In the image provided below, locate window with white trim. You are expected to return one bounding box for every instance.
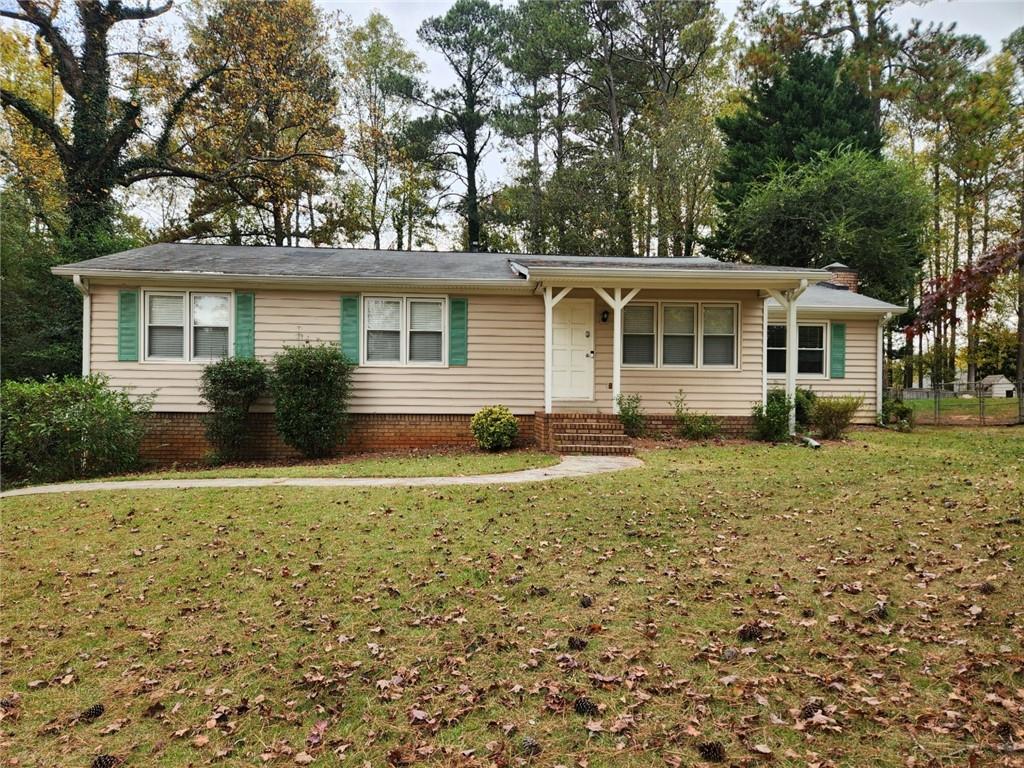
[622,304,656,365]
[364,296,446,365]
[661,304,695,366]
[766,323,826,375]
[702,305,737,366]
[145,290,231,362]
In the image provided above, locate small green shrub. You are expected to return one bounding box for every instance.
[200,357,269,461]
[752,388,792,442]
[0,375,152,484]
[615,393,646,437]
[879,396,915,432]
[812,395,863,440]
[670,390,722,440]
[795,387,817,431]
[470,405,519,451]
[271,344,353,458]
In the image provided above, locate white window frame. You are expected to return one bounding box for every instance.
[660,302,698,368]
[621,302,658,368]
[361,295,448,368]
[142,289,235,364]
[620,300,741,371]
[766,321,829,379]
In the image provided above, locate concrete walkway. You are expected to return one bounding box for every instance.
[0,455,643,498]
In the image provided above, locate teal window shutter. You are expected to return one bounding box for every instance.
[234,291,255,358]
[340,295,360,363]
[830,322,846,378]
[449,297,468,366]
[117,289,139,362]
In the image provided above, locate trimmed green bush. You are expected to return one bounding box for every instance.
[752,388,792,442]
[671,390,722,440]
[812,395,863,439]
[615,393,646,437]
[200,357,269,461]
[0,375,152,484]
[270,344,353,458]
[470,405,519,451]
[795,387,817,431]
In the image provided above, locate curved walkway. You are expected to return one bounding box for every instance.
[0,455,643,498]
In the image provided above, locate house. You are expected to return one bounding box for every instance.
[53,245,903,462]
[980,374,1016,398]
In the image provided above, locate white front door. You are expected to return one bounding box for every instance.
[552,298,594,399]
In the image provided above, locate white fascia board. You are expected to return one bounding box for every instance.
[518,265,827,288]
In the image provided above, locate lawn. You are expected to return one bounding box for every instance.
[2,427,1021,767]
[909,396,1020,424]
[95,449,560,483]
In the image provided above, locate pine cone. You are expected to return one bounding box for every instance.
[567,636,588,651]
[519,735,542,756]
[978,581,997,595]
[737,621,763,642]
[800,701,823,720]
[91,756,118,768]
[697,740,726,762]
[865,600,889,622]
[573,697,598,716]
[579,594,594,608]
[79,703,105,723]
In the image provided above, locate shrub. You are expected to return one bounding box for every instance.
[880,396,915,432]
[0,375,151,484]
[670,390,721,440]
[812,395,863,439]
[200,357,269,461]
[752,388,792,442]
[270,344,353,458]
[795,387,817,431]
[470,405,519,451]
[615,393,646,437]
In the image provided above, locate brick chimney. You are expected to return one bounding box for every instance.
[824,262,858,293]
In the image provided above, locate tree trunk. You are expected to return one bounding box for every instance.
[965,197,976,385]
[464,124,480,251]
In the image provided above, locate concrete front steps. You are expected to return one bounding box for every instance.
[548,414,634,456]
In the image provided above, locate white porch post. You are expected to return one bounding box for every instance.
[594,287,640,414]
[767,280,807,435]
[543,286,572,414]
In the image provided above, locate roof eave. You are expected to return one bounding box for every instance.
[766,304,906,316]
[514,263,827,287]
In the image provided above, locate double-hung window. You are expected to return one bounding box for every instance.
[622,304,656,365]
[701,305,737,366]
[662,304,695,366]
[364,296,446,365]
[145,290,231,362]
[766,323,826,375]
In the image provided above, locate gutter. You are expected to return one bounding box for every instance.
[513,263,828,283]
[73,275,90,376]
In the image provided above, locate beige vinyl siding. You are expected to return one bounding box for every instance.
[766,315,879,423]
[559,289,764,416]
[90,284,544,414]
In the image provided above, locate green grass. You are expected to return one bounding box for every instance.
[908,396,1019,423]
[2,427,1022,767]
[94,449,560,482]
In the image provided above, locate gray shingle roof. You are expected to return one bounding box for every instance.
[766,282,904,313]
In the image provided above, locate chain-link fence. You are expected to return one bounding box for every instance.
[887,380,1021,426]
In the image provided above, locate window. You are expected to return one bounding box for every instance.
[408,299,443,363]
[622,304,655,365]
[145,290,233,362]
[192,293,230,359]
[147,293,185,359]
[766,323,827,375]
[662,304,695,366]
[364,296,446,365]
[702,305,736,366]
[365,297,402,362]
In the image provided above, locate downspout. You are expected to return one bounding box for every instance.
[73,275,90,377]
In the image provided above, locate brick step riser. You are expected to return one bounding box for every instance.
[554,433,630,444]
[558,445,635,456]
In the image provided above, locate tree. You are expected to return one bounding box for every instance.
[179,0,343,246]
[728,148,930,304]
[0,0,221,259]
[339,11,422,249]
[417,0,507,251]
[714,47,882,221]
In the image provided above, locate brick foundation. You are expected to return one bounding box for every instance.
[141,412,536,466]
